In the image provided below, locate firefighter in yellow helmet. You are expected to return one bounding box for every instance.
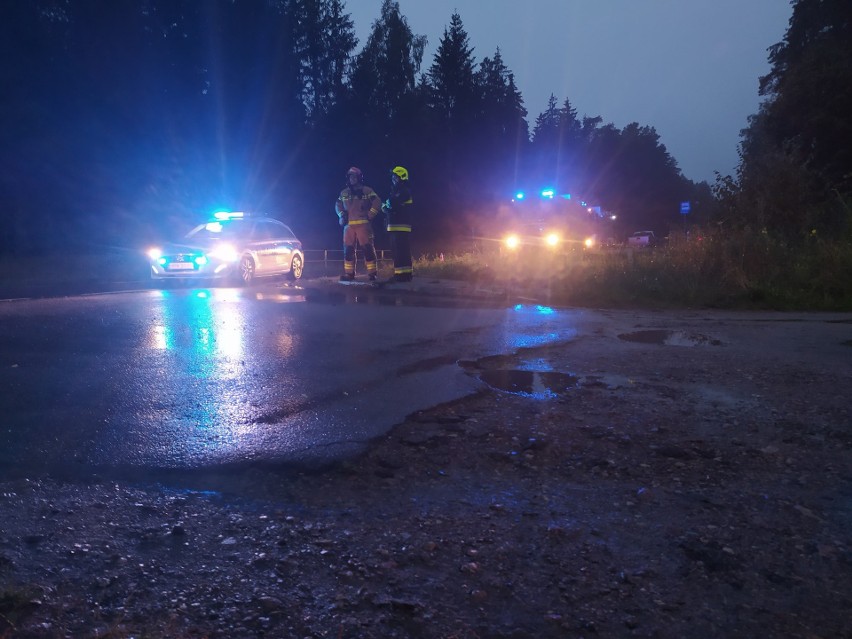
[382,166,413,282]
[335,166,382,281]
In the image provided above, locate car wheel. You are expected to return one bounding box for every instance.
[287,254,303,281]
[237,256,255,286]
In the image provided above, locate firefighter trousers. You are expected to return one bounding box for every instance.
[389,230,413,279]
[342,222,377,276]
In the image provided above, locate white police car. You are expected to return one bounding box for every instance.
[147,212,304,286]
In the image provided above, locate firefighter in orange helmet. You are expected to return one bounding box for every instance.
[335,167,381,281]
[382,166,413,282]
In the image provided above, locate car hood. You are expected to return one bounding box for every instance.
[161,238,237,252]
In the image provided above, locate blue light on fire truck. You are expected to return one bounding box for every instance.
[514,191,525,200]
[541,189,555,199]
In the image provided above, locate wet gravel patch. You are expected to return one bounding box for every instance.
[1,326,851,638]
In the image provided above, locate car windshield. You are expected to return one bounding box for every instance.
[185,220,249,241]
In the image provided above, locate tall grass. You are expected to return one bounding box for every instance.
[413,228,852,310]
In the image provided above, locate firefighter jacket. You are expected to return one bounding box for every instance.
[383,180,413,232]
[336,185,381,227]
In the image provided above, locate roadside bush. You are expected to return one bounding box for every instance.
[413,226,852,310]
[413,252,496,283]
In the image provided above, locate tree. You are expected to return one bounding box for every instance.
[583,123,685,235]
[735,0,852,241]
[530,96,588,192]
[296,0,357,120]
[348,0,426,125]
[531,94,562,145]
[475,48,528,190]
[0,0,314,251]
[428,12,477,125]
[758,0,852,194]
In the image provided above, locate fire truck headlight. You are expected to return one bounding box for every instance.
[545,233,560,247]
[504,234,520,250]
[584,237,595,248]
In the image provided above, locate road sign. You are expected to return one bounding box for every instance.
[680,201,691,215]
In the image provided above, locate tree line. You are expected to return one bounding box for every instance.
[717,0,852,248]
[0,0,800,256]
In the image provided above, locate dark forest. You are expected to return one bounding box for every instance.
[0,0,713,254]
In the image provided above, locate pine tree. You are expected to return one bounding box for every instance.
[296,0,357,120]
[348,0,426,123]
[428,12,477,123]
[476,48,528,190]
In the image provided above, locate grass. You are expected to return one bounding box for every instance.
[412,230,852,310]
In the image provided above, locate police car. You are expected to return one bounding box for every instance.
[147,212,304,286]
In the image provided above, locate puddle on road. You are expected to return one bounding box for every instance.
[479,369,579,398]
[618,329,722,346]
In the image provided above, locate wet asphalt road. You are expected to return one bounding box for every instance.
[0,281,581,479]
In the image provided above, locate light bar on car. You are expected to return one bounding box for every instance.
[213,211,245,220]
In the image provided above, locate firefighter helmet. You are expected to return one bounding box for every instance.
[391,166,409,181]
[346,167,363,183]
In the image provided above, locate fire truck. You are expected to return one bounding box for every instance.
[488,188,607,254]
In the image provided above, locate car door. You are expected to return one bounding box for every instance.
[266,220,300,272]
[249,221,279,273]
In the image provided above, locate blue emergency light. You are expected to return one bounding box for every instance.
[213,210,245,220]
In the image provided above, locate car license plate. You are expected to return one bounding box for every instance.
[168,262,194,270]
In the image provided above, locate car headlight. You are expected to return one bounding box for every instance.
[208,243,239,262]
[544,232,560,247]
[504,234,520,250]
[147,247,162,261]
[584,237,595,248]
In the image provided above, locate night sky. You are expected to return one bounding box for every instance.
[350,0,793,183]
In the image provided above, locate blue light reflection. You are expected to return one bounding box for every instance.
[513,303,555,315]
[503,304,576,350]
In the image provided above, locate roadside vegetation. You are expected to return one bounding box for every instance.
[414,219,852,311]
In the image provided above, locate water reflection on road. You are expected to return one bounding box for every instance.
[0,284,584,476]
[124,288,310,468]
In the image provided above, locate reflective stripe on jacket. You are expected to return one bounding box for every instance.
[336,186,381,225]
[384,181,413,232]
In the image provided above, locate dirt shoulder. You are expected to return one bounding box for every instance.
[1,313,851,638]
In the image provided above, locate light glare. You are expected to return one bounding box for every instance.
[209,243,239,262]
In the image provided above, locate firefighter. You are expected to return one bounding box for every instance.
[335,166,381,281]
[382,165,413,282]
